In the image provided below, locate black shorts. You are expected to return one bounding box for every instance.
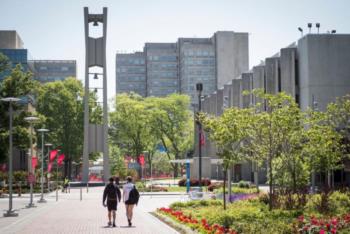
[107,200,117,211]
[125,200,135,205]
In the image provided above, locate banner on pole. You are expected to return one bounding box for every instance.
[49,149,58,161]
[32,157,38,169]
[57,154,65,166]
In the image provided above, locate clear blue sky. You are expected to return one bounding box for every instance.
[0,0,349,100]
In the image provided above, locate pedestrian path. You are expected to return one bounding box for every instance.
[0,187,180,234]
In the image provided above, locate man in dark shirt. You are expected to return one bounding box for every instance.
[103,177,121,227]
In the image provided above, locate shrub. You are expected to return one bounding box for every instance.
[0,171,8,182]
[238,180,250,188]
[178,178,211,187]
[329,191,350,215]
[208,182,222,191]
[13,171,27,183]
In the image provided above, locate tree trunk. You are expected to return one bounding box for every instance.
[173,163,179,178]
[269,153,273,211]
[223,168,227,210]
[68,159,72,180]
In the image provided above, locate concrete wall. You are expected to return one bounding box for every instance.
[298,34,350,111]
[265,57,280,95]
[280,47,297,99]
[216,88,224,116]
[252,65,265,109]
[231,79,241,107]
[215,31,249,89]
[0,31,24,49]
[241,73,253,108]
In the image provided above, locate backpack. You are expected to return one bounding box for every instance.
[128,186,140,205]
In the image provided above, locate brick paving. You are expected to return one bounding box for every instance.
[0,187,183,234]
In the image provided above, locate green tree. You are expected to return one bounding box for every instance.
[147,94,193,177]
[326,95,350,175]
[36,78,84,178]
[109,93,150,161]
[0,63,40,163]
[304,110,342,189]
[200,107,252,209]
[246,90,306,210]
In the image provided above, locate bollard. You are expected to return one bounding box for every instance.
[80,187,82,201]
[86,183,89,193]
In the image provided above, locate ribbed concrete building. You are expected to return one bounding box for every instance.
[197,33,350,185]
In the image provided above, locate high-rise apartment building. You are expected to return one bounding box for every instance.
[115,52,146,96]
[145,43,178,97]
[115,31,249,103]
[178,38,216,101]
[31,60,76,83]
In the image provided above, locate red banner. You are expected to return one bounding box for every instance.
[32,157,38,169]
[48,161,53,172]
[200,130,205,146]
[57,154,65,166]
[139,154,145,167]
[49,149,58,161]
[0,163,6,172]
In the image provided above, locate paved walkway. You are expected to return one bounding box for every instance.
[0,187,184,234]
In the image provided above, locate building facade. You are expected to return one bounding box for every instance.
[199,33,350,185]
[115,31,249,103]
[145,43,179,97]
[31,60,77,83]
[115,52,146,96]
[0,30,77,83]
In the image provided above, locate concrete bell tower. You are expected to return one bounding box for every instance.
[82,7,110,183]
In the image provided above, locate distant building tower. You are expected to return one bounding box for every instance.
[115,31,249,105]
[144,43,179,97]
[116,52,146,97]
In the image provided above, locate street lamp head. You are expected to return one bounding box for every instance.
[93,73,98,79]
[298,27,303,32]
[196,83,203,92]
[45,143,53,147]
[37,128,49,133]
[93,21,99,26]
[24,116,40,123]
[316,23,320,28]
[331,30,336,34]
[1,97,21,102]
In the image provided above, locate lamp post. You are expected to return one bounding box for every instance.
[45,143,52,192]
[196,83,203,189]
[24,116,39,208]
[37,128,49,203]
[1,97,21,217]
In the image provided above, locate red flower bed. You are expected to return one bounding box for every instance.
[295,214,350,233]
[158,207,237,234]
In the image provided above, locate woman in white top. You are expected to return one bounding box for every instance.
[123,176,135,227]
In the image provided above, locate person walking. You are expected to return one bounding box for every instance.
[63,177,69,193]
[123,176,139,227]
[103,177,121,227]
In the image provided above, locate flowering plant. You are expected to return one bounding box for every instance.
[295,213,350,233]
[158,207,237,234]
